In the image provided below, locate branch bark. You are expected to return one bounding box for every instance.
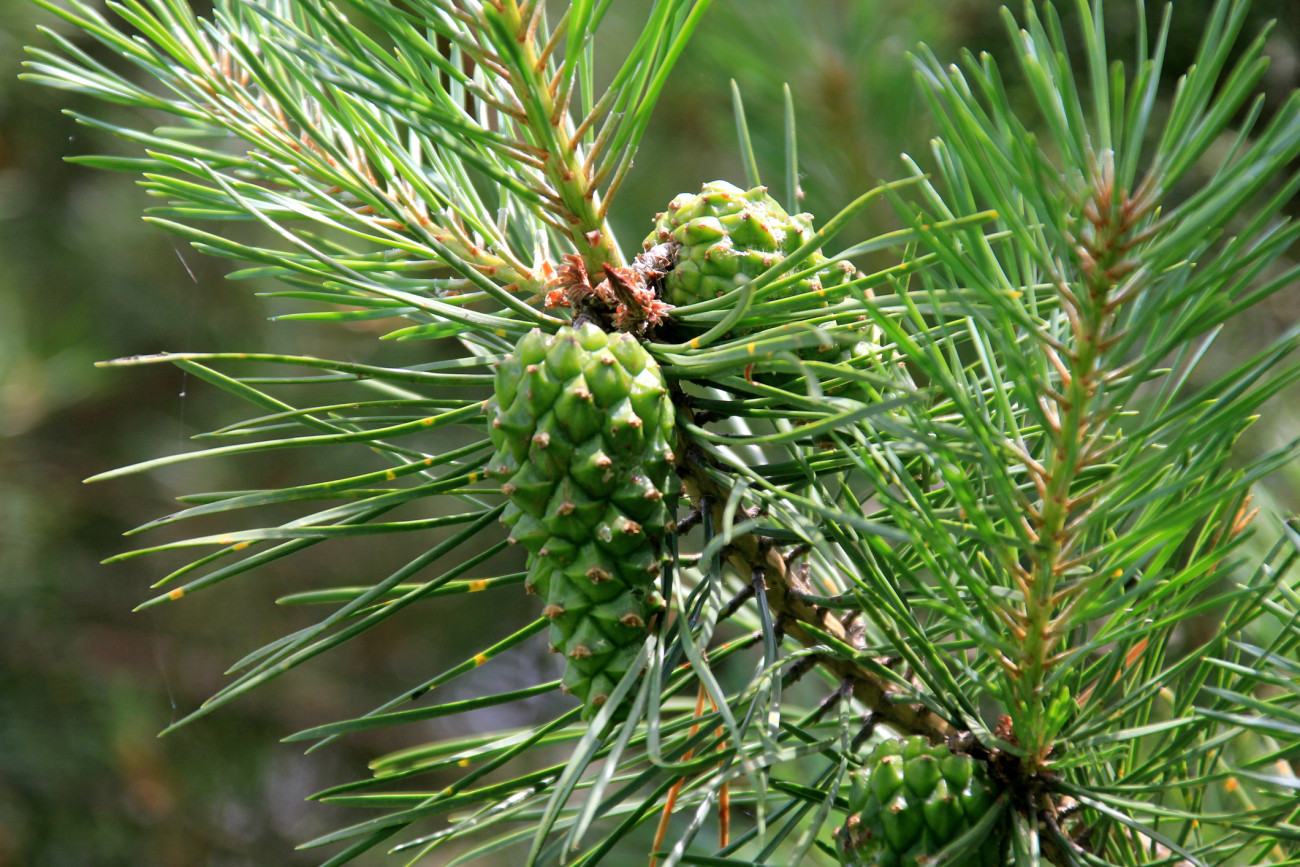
[674,430,957,746]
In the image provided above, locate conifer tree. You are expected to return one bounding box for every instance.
[23,1,1300,864]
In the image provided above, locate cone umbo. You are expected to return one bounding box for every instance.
[643,180,858,309]
[836,736,1006,867]
[486,323,675,717]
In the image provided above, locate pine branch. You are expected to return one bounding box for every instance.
[675,425,958,745]
[476,0,621,272]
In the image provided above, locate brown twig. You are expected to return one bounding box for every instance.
[673,415,957,745]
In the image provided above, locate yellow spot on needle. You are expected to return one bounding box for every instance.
[232,541,250,551]
[1224,777,1239,793]
[495,328,508,338]
[421,417,435,426]
[386,470,396,480]
[219,535,234,545]
[169,588,185,600]
[746,343,756,355]
[473,653,488,666]
[458,758,470,767]
[468,579,489,592]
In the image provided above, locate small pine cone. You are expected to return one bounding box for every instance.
[835,737,1009,867]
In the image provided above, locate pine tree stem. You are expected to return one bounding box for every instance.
[1016,153,1152,765]
[481,0,623,274]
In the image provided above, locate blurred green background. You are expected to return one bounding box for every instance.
[1,1,1297,865]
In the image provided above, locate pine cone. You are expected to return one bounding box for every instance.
[836,737,1008,867]
[644,180,857,309]
[487,324,675,717]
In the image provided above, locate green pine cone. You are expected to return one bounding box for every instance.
[486,323,676,718]
[643,180,857,310]
[836,737,1006,867]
